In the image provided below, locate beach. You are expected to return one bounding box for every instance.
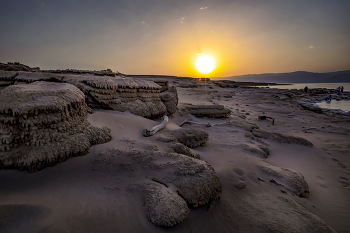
[0,77,349,233]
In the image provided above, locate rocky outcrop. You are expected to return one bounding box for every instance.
[183,104,231,118]
[107,149,222,226]
[0,62,39,72]
[0,71,171,119]
[0,82,111,172]
[160,86,178,115]
[171,128,209,148]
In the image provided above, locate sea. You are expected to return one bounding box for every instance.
[266,83,350,113]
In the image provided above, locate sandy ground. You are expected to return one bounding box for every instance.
[1,79,349,233]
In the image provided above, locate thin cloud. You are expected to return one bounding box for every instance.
[200,7,208,10]
[309,46,314,49]
[142,21,145,24]
[180,17,184,23]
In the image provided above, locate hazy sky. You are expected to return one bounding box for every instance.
[1,0,349,77]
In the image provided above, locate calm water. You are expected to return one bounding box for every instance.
[316,100,350,112]
[267,83,350,91]
[269,83,350,113]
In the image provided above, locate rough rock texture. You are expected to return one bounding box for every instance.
[251,129,313,147]
[260,163,309,196]
[159,86,178,115]
[0,82,111,172]
[0,71,171,119]
[169,142,200,159]
[143,182,190,227]
[183,104,231,118]
[171,128,209,148]
[98,149,222,226]
[0,71,18,87]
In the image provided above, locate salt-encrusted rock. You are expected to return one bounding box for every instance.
[259,163,309,196]
[183,104,231,118]
[251,129,313,147]
[65,75,167,119]
[113,149,222,208]
[13,71,65,84]
[101,148,221,226]
[0,71,18,87]
[0,71,171,119]
[170,142,200,159]
[171,128,209,148]
[0,81,111,172]
[143,182,190,227]
[160,86,178,115]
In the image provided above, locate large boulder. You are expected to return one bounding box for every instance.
[107,149,222,226]
[0,81,111,172]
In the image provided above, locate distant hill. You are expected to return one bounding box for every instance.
[225,70,350,83]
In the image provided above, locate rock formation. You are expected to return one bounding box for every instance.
[250,129,313,147]
[182,104,231,118]
[143,182,190,227]
[0,81,111,172]
[105,149,222,226]
[171,128,209,148]
[160,86,178,115]
[0,71,177,119]
[259,163,309,196]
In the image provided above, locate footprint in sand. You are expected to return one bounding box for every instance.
[331,158,347,169]
[339,177,349,187]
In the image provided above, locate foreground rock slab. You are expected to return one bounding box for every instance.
[182,104,231,118]
[0,81,111,172]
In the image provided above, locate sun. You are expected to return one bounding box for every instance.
[196,55,216,74]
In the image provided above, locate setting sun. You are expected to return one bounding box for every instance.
[196,55,216,74]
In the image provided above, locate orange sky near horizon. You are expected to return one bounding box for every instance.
[1,0,349,78]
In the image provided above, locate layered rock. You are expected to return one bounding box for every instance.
[0,71,17,87]
[0,81,111,172]
[67,75,167,118]
[183,104,231,118]
[159,86,178,115]
[0,71,172,119]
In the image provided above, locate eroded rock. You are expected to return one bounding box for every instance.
[259,163,309,196]
[171,128,209,148]
[0,81,111,172]
[251,129,313,147]
[143,182,190,227]
[160,86,178,115]
[99,149,222,226]
[183,104,231,118]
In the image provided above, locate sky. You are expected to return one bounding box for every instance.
[0,0,349,77]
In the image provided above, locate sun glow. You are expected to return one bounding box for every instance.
[196,55,216,74]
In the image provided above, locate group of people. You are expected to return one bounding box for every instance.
[336,86,344,93]
[304,85,345,102]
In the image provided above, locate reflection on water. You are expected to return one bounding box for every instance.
[268,83,350,90]
[317,100,350,112]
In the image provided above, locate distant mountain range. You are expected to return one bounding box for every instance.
[225,70,350,84]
